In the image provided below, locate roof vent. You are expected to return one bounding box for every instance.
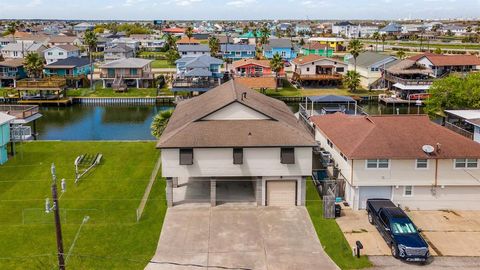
[436,143,441,153]
[422,145,435,155]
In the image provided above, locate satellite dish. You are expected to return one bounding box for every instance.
[422,145,435,154]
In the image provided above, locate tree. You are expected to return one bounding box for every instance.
[5,21,18,41]
[151,110,173,138]
[84,30,97,90]
[23,52,44,80]
[164,33,177,51]
[208,36,220,57]
[425,73,480,116]
[396,50,406,60]
[372,32,380,52]
[348,39,364,72]
[299,38,305,46]
[166,48,180,65]
[381,33,387,51]
[242,25,249,34]
[269,53,284,90]
[260,25,270,45]
[185,26,194,41]
[252,28,258,46]
[343,71,361,93]
[434,47,442,54]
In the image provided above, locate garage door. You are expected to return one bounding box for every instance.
[267,181,296,206]
[359,186,392,209]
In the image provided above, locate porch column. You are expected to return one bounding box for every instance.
[256,177,263,206]
[13,79,16,88]
[172,177,178,188]
[166,177,173,207]
[136,79,140,88]
[300,177,307,206]
[102,79,106,89]
[210,178,216,207]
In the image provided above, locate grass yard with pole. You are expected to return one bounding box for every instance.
[0,141,166,269]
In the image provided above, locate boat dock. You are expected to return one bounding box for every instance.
[379,96,423,105]
[17,98,73,106]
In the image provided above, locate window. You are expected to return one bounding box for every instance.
[281,148,295,164]
[306,67,310,72]
[403,186,413,197]
[48,52,53,55]
[340,153,347,161]
[416,159,428,169]
[179,149,193,165]
[233,148,243,165]
[59,52,64,55]
[455,159,478,169]
[336,67,344,72]
[281,51,286,57]
[327,139,333,148]
[366,159,389,169]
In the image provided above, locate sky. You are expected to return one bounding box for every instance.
[0,0,479,20]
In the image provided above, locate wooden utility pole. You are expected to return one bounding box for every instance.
[51,164,66,270]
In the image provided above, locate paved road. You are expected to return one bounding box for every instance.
[145,206,339,270]
[368,256,480,269]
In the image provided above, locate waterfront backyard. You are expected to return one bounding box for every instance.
[0,141,166,269]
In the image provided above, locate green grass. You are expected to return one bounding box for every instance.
[67,85,173,97]
[151,60,175,69]
[138,51,167,57]
[0,141,166,269]
[306,179,372,269]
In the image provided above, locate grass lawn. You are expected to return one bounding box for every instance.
[306,179,372,269]
[138,51,167,57]
[151,60,175,69]
[0,141,166,269]
[264,88,381,97]
[67,87,164,97]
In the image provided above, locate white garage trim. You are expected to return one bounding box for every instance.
[358,186,393,210]
[266,180,297,206]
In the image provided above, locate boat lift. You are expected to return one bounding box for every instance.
[74,153,103,183]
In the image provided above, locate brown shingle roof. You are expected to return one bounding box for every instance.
[157,80,315,148]
[176,36,200,44]
[410,53,480,67]
[232,59,270,69]
[291,55,340,66]
[54,44,80,52]
[0,59,24,68]
[234,77,277,89]
[49,36,79,43]
[311,113,480,159]
[302,42,329,50]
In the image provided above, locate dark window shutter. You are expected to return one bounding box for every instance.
[179,149,193,165]
[233,148,243,165]
[281,148,295,164]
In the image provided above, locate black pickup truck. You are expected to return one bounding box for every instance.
[366,199,429,262]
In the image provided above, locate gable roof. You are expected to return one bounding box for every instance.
[220,44,256,52]
[177,44,210,52]
[263,39,293,51]
[353,52,397,68]
[0,59,24,68]
[176,55,223,67]
[311,113,480,159]
[105,44,134,53]
[49,36,80,43]
[232,58,271,69]
[45,57,90,68]
[45,44,79,53]
[176,36,200,44]
[291,55,343,66]
[1,42,45,52]
[302,42,329,50]
[100,58,152,68]
[417,54,480,67]
[157,80,316,148]
[0,112,16,125]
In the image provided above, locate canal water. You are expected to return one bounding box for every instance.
[34,102,425,141]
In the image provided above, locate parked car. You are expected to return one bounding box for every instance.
[367,199,429,262]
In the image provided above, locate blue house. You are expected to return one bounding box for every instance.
[220,44,256,61]
[263,39,297,61]
[0,59,27,88]
[0,113,15,165]
[173,55,224,92]
[44,57,92,88]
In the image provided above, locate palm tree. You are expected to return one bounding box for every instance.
[260,25,270,45]
[166,48,180,65]
[208,36,220,57]
[242,25,249,34]
[151,110,173,138]
[23,52,44,80]
[5,21,18,41]
[252,28,258,46]
[396,50,406,60]
[165,33,177,50]
[185,26,194,42]
[434,47,442,55]
[343,71,361,93]
[269,53,284,90]
[372,32,380,52]
[381,33,387,51]
[348,39,364,72]
[84,30,97,90]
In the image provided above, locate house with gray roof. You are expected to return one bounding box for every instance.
[1,42,47,59]
[220,44,256,61]
[99,58,154,89]
[263,38,297,61]
[104,44,135,61]
[177,44,210,56]
[173,55,224,92]
[347,52,397,89]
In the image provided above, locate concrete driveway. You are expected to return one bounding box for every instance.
[145,206,338,270]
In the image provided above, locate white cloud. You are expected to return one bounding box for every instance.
[26,0,42,8]
[226,0,256,8]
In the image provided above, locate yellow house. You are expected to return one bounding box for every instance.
[308,37,346,52]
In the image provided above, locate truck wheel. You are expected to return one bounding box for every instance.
[367,212,374,224]
[391,244,399,259]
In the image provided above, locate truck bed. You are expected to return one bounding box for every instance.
[367,198,396,214]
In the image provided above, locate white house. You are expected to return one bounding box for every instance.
[332,21,361,38]
[347,52,397,89]
[177,44,210,56]
[157,80,316,207]
[43,45,80,64]
[311,113,480,211]
[0,42,47,59]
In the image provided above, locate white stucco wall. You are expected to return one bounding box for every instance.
[294,59,347,75]
[161,147,313,178]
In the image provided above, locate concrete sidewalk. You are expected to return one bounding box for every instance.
[368,256,480,269]
[145,206,339,270]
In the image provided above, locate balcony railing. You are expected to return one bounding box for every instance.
[444,122,474,140]
[100,73,154,79]
[0,105,39,119]
[172,78,221,89]
[16,78,67,89]
[293,72,342,81]
[11,125,32,141]
[384,73,434,86]
[0,72,19,79]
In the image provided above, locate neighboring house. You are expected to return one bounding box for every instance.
[0,37,15,49]
[43,45,80,64]
[332,21,360,38]
[157,80,316,207]
[1,42,47,59]
[0,59,27,88]
[300,42,333,57]
[73,22,95,32]
[138,39,165,51]
[231,59,284,89]
[236,31,261,45]
[104,44,135,62]
[295,24,311,35]
[111,38,140,51]
[48,36,82,47]
[444,110,480,143]
[0,112,15,165]
[347,52,397,89]
[176,36,200,45]
[311,113,480,210]
[44,57,92,87]
[291,55,347,87]
[380,22,403,35]
[177,44,210,56]
[173,55,224,92]
[220,44,256,61]
[99,58,154,88]
[307,37,345,52]
[385,53,480,99]
[263,39,297,61]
